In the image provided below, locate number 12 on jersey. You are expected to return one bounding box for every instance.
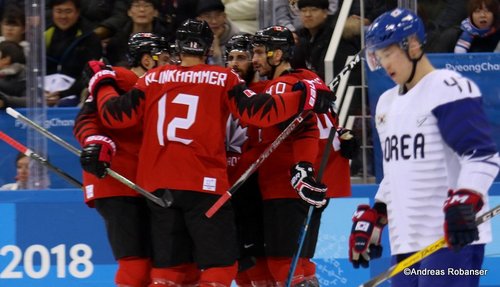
[157,93,199,146]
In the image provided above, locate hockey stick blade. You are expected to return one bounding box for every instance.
[360,204,500,287]
[6,107,170,208]
[205,111,311,218]
[0,130,83,188]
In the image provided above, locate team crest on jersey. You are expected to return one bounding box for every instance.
[226,115,248,153]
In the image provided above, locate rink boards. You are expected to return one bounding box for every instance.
[0,184,499,287]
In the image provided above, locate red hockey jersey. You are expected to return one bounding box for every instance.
[315,113,352,198]
[73,67,141,205]
[96,64,307,195]
[257,69,321,200]
[226,80,268,184]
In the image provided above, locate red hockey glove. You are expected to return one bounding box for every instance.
[293,80,336,114]
[86,60,116,96]
[337,128,360,159]
[290,161,327,208]
[349,202,387,268]
[443,189,484,251]
[80,135,116,178]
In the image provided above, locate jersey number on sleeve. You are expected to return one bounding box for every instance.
[443,77,473,94]
[157,93,199,146]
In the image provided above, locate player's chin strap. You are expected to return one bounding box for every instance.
[401,42,425,94]
[405,51,424,84]
[266,50,283,78]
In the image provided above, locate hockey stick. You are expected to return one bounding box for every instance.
[285,121,338,286]
[206,110,311,218]
[360,204,500,287]
[6,107,171,208]
[0,130,82,188]
[285,51,363,286]
[205,51,364,218]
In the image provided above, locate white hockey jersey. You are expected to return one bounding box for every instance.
[374,69,499,255]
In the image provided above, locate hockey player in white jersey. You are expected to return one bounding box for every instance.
[348,8,500,287]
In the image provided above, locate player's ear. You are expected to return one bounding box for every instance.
[274,49,284,63]
[408,35,422,58]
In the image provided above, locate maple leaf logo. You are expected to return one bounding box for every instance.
[226,115,248,153]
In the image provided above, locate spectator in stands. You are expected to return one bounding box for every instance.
[342,0,397,41]
[45,0,102,107]
[454,0,500,53]
[0,5,29,56]
[275,0,339,43]
[105,0,172,67]
[222,0,259,34]
[292,0,362,82]
[46,0,130,41]
[0,0,20,19]
[0,41,26,109]
[0,153,29,190]
[80,0,130,41]
[196,0,240,66]
[420,0,468,52]
[291,0,377,178]
[155,0,198,32]
[349,0,396,23]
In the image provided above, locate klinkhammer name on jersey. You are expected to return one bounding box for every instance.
[383,133,425,162]
[145,70,228,86]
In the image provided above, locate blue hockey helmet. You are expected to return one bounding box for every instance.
[365,8,425,70]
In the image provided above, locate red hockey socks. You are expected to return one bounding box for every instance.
[198,263,238,287]
[300,258,316,277]
[266,257,304,285]
[116,257,151,287]
[149,263,200,286]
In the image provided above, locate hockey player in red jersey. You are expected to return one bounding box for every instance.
[83,19,337,287]
[250,25,353,286]
[74,33,199,287]
[224,33,274,287]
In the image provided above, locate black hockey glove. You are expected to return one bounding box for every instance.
[349,202,387,268]
[443,189,484,251]
[80,135,116,178]
[292,80,336,114]
[290,161,327,208]
[338,128,360,159]
[85,60,117,96]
